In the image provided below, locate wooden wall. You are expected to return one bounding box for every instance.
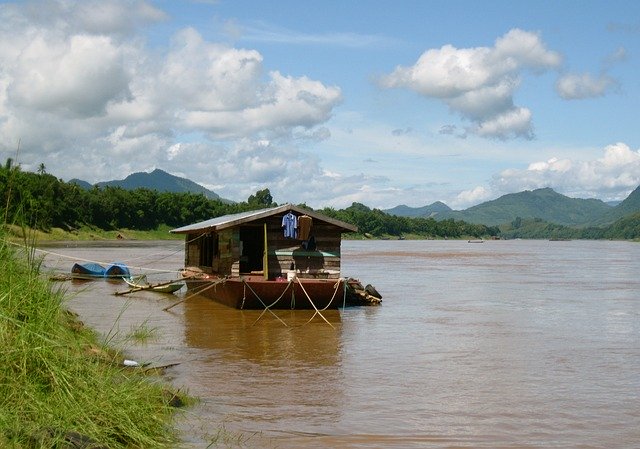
[183,212,346,279]
[264,215,342,279]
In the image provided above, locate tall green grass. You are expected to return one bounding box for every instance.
[0,233,180,447]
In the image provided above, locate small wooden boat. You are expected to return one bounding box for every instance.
[123,275,183,294]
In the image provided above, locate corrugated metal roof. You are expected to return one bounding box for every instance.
[170,203,358,234]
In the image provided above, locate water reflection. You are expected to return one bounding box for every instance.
[182,295,342,366]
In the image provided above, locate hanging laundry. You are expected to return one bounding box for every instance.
[281,211,298,238]
[298,215,312,240]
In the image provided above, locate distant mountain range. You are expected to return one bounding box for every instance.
[384,201,452,218]
[384,186,640,227]
[70,169,640,228]
[70,169,231,203]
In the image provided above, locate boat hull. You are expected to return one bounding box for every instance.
[71,262,106,279]
[71,262,130,279]
[185,275,345,310]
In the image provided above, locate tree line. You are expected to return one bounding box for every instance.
[0,161,498,239]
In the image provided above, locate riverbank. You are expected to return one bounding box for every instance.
[4,224,183,242]
[0,235,185,447]
[4,224,497,243]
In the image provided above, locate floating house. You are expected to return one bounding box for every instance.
[170,204,379,309]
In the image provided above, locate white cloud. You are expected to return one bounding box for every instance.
[0,0,345,207]
[8,34,132,117]
[556,73,615,99]
[452,186,493,209]
[492,143,640,200]
[381,28,561,140]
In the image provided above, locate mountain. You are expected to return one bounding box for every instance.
[437,188,614,226]
[68,179,93,190]
[70,169,230,202]
[599,185,640,224]
[384,201,451,217]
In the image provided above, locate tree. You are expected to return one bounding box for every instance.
[247,189,275,208]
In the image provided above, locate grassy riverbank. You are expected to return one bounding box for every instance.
[4,224,183,242]
[0,235,182,447]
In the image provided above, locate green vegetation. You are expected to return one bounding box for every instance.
[438,187,614,226]
[0,233,183,447]
[0,162,499,240]
[319,202,499,239]
[499,213,640,240]
[2,160,639,240]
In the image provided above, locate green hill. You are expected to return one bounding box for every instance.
[437,188,613,226]
[384,201,451,217]
[601,185,640,224]
[71,169,231,202]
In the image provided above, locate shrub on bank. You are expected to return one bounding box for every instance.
[0,237,181,447]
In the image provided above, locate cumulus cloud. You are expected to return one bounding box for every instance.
[381,28,561,140]
[452,186,493,209]
[446,143,640,209]
[493,143,640,200]
[0,0,344,206]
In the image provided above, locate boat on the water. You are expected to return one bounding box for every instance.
[170,204,381,310]
[71,262,131,279]
[123,275,183,294]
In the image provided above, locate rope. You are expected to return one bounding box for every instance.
[251,281,295,326]
[295,277,340,329]
[5,240,187,281]
[241,280,289,327]
[342,277,347,310]
[162,276,227,312]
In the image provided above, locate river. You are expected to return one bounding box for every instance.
[39,239,640,448]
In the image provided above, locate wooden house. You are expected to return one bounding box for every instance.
[170,204,360,309]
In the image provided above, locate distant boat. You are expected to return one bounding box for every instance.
[123,275,183,294]
[468,239,484,243]
[71,262,130,279]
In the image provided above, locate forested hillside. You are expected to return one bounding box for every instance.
[1,161,638,240]
[437,188,613,226]
[0,161,498,239]
[77,168,228,201]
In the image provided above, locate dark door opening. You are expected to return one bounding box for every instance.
[239,226,264,273]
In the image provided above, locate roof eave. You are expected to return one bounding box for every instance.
[170,203,358,234]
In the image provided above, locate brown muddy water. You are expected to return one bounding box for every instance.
[38,239,640,448]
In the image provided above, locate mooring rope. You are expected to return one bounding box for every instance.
[162,276,227,312]
[294,277,339,329]
[241,280,289,327]
[250,280,296,326]
[4,241,187,280]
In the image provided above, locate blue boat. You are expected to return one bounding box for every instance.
[105,262,131,278]
[71,262,130,279]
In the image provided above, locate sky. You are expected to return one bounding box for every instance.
[1,0,639,210]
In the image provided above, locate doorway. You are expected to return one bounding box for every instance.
[239,226,264,273]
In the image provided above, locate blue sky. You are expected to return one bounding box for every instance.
[1,0,639,209]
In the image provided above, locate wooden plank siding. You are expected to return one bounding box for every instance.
[183,212,345,279]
